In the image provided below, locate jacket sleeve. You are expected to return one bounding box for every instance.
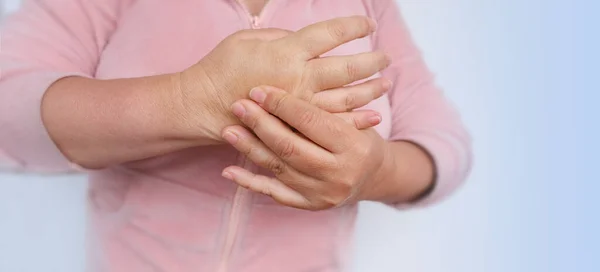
[0,0,132,173]
[367,0,473,208]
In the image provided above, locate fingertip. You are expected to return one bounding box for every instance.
[249,87,267,104]
[367,18,377,32]
[231,101,247,118]
[251,86,289,106]
[382,79,393,92]
[221,169,234,180]
[380,52,392,68]
[367,112,382,126]
[222,165,247,178]
[222,130,239,145]
[368,51,391,71]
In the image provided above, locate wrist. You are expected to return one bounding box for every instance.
[360,142,399,202]
[362,141,435,204]
[167,67,228,145]
[120,74,201,147]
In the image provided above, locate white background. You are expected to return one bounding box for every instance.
[0,0,527,271]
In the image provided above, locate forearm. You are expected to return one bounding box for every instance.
[365,141,435,204]
[41,74,217,169]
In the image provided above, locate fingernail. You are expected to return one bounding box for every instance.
[249,88,266,104]
[222,170,234,180]
[231,102,246,118]
[382,79,392,91]
[368,113,382,125]
[222,130,239,145]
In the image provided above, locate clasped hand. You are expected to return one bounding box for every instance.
[174,15,396,210]
[220,86,391,211]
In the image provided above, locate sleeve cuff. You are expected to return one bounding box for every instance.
[0,71,88,173]
[389,131,472,209]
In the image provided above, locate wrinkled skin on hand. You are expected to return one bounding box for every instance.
[174,16,390,141]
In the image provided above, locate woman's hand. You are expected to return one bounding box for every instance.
[172,16,390,143]
[38,16,389,169]
[219,86,396,210]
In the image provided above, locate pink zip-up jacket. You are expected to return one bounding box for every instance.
[0,0,472,271]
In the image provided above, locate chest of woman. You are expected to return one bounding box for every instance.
[96,0,391,137]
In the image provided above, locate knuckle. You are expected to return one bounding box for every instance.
[295,66,316,91]
[271,49,292,66]
[304,156,334,175]
[246,113,261,131]
[305,62,321,77]
[302,39,317,56]
[266,157,286,175]
[260,182,273,196]
[298,110,318,127]
[355,140,374,158]
[308,66,326,89]
[333,126,345,140]
[315,180,354,209]
[306,93,318,106]
[237,29,253,35]
[344,93,357,111]
[274,137,296,159]
[268,92,288,115]
[327,21,348,41]
[345,60,360,80]
[312,94,338,113]
[232,29,253,40]
[243,145,259,158]
[327,121,345,137]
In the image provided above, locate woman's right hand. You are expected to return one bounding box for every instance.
[172,16,390,143]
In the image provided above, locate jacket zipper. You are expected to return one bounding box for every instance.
[216,2,273,271]
[216,157,252,272]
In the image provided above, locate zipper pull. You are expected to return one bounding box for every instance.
[251,16,260,29]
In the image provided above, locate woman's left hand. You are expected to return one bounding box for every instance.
[220,86,392,210]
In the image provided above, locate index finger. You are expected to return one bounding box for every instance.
[249,86,357,153]
[281,16,376,59]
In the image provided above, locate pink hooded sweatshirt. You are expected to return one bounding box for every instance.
[0,0,472,271]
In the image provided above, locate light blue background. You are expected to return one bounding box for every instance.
[0,0,597,271]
